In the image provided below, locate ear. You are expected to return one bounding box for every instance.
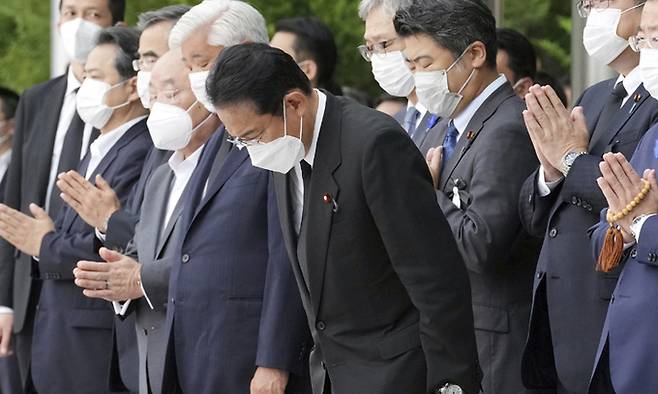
[6,119,15,137]
[126,76,140,102]
[299,60,319,86]
[515,77,534,97]
[468,41,488,69]
[284,90,309,118]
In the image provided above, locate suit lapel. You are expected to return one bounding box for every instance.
[304,93,342,314]
[156,179,185,259]
[413,112,434,147]
[440,83,514,190]
[146,170,174,259]
[589,85,651,154]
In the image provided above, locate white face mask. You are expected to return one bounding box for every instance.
[371,51,415,97]
[147,101,212,151]
[189,71,216,113]
[640,48,658,99]
[413,47,476,118]
[59,18,103,63]
[583,4,643,65]
[136,71,152,109]
[76,78,130,129]
[247,102,305,174]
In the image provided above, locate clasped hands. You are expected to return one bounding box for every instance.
[523,84,590,182]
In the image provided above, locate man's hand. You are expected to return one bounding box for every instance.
[250,367,289,394]
[73,248,143,302]
[57,171,120,232]
[0,313,13,357]
[426,146,443,189]
[524,85,589,178]
[597,153,658,242]
[0,203,54,257]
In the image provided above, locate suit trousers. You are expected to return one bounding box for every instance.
[0,351,22,394]
[589,343,615,394]
[14,280,40,393]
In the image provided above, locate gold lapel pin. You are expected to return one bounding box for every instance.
[466,131,475,141]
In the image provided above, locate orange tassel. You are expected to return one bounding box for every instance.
[596,225,625,272]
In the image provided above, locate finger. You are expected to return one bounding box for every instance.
[56,176,85,199]
[0,212,23,232]
[646,169,658,192]
[522,110,542,141]
[606,154,634,197]
[60,193,83,211]
[76,260,111,272]
[74,278,107,290]
[0,325,10,357]
[524,91,551,133]
[599,161,623,204]
[58,172,88,196]
[99,247,125,263]
[72,269,109,281]
[82,289,115,299]
[570,107,589,136]
[533,86,560,121]
[28,204,49,220]
[425,147,436,163]
[67,170,93,189]
[96,175,112,191]
[615,153,642,186]
[597,177,619,209]
[543,85,567,113]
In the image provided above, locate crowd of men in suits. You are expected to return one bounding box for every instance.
[0,0,658,393]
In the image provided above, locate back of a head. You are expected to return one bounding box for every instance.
[96,26,141,79]
[0,87,19,120]
[275,17,340,95]
[394,0,498,69]
[497,28,537,82]
[358,0,413,20]
[207,43,312,116]
[137,4,192,31]
[535,71,568,107]
[168,0,268,50]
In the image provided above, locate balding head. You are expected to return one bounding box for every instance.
[150,49,199,111]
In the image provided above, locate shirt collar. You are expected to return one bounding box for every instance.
[168,144,204,176]
[453,74,507,135]
[66,67,82,96]
[303,89,327,168]
[616,66,642,98]
[89,116,147,161]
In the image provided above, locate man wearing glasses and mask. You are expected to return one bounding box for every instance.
[519,0,658,393]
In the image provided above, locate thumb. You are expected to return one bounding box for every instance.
[645,169,658,191]
[570,106,588,132]
[96,175,111,191]
[29,203,49,220]
[99,247,123,263]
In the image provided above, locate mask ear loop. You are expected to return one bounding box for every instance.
[621,2,645,15]
[187,100,213,132]
[106,79,132,110]
[282,98,288,137]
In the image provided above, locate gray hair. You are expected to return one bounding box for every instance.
[137,5,192,31]
[358,0,413,20]
[168,0,268,50]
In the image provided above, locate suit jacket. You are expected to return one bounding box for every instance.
[519,79,658,392]
[393,107,441,157]
[161,130,311,394]
[429,82,541,393]
[30,119,152,394]
[589,124,658,393]
[0,74,68,334]
[273,93,480,394]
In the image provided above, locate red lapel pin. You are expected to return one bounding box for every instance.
[323,193,339,213]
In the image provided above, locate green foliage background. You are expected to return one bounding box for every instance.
[0,0,571,97]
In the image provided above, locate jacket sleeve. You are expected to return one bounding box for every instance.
[38,146,148,279]
[436,121,539,274]
[518,168,562,238]
[362,128,480,394]
[255,173,311,377]
[0,92,29,307]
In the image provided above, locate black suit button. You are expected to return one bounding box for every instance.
[549,228,558,238]
[170,297,175,305]
[181,254,190,264]
[316,321,326,331]
[631,249,638,259]
[572,196,578,205]
[536,273,541,279]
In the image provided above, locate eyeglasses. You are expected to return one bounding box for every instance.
[357,37,399,62]
[132,56,158,72]
[149,89,183,104]
[226,131,266,149]
[577,0,611,17]
[629,35,658,51]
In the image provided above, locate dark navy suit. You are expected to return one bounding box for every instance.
[589,124,658,393]
[31,119,152,394]
[520,79,658,392]
[161,131,311,394]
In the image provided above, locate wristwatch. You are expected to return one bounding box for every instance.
[437,383,463,394]
[561,151,588,176]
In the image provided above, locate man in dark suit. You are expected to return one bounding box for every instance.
[394,1,541,392]
[208,43,480,394]
[518,1,658,392]
[0,0,123,389]
[72,48,223,394]
[0,27,152,393]
[358,0,440,156]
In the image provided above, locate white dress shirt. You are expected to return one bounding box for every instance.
[291,89,327,234]
[113,145,203,316]
[44,68,95,213]
[85,116,147,179]
[0,150,11,181]
[537,67,642,197]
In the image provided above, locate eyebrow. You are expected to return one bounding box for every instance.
[140,51,159,58]
[640,25,658,33]
[409,54,433,63]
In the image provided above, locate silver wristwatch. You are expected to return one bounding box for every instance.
[561,151,588,176]
[438,383,463,394]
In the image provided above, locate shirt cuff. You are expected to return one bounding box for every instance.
[0,306,13,314]
[537,165,564,197]
[630,214,656,242]
[95,228,107,242]
[112,300,131,316]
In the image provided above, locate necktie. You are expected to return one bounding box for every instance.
[48,110,85,216]
[589,81,628,154]
[442,120,459,163]
[403,107,420,137]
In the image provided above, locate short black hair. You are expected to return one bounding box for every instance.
[394,0,497,69]
[275,17,342,95]
[535,71,568,107]
[137,4,191,31]
[95,26,140,80]
[59,0,126,24]
[496,28,537,82]
[0,87,19,120]
[207,43,313,116]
